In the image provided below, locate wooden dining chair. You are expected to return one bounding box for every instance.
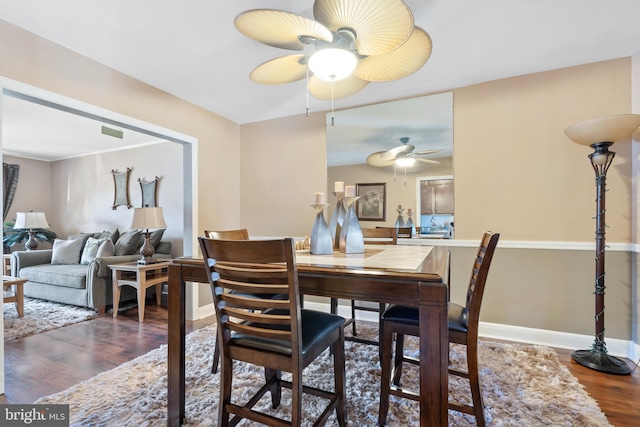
[204,229,250,374]
[378,231,500,427]
[375,225,412,238]
[330,227,397,347]
[204,228,249,241]
[199,237,347,426]
[395,226,413,238]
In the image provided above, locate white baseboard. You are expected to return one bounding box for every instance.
[192,300,639,361]
[190,302,215,321]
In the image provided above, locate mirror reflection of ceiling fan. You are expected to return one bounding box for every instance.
[366,137,440,167]
[234,0,432,101]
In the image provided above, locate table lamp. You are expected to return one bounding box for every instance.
[127,207,167,265]
[13,211,50,251]
[564,113,640,375]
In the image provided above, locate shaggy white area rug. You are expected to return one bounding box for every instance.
[36,323,611,426]
[3,297,99,341]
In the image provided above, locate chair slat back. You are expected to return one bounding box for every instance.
[376,226,413,238]
[465,232,500,328]
[396,226,413,238]
[361,227,398,245]
[198,238,301,353]
[204,228,249,241]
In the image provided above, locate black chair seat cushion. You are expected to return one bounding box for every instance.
[231,309,345,356]
[382,302,468,333]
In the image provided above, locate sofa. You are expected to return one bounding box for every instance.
[10,229,172,313]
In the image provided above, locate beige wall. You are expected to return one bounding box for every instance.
[3,155,51,225]
[48,142,184,256]
[239,112,327,237]
[5,144,184,255]
[454,58,632,242]
[0,18,637,346]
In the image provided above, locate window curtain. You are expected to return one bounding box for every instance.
[3,162,20,221]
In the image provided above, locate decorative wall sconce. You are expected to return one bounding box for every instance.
[111,168,132,209]
[138,176,160,208]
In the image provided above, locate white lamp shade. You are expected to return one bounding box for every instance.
[564,114,640,146]
[128,207,167,230]
[14,212,50,229]
[308,48,357,82]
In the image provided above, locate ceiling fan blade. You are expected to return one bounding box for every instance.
[379,144,415,160]
[355,27,432,82]
[250,55,308,84]
[414,157,440,164]
[235,9,332,51]
[411,149,441,156]
[366,151,396,167]
[308,74,369,100]
[313,0,413,56]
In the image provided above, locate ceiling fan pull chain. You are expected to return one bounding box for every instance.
[394,162,397,181]
[306,68,310,117]
[331,79,335,126]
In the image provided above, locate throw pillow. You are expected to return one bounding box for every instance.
[97,228,119,243]
[66,233,92,252]
[96,238,115,258]
[80,237,108,265]
[51,238,85,265]
[114,230,144,256]
[150,229,165,248]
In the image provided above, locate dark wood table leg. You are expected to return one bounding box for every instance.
[167,264,186,427]
[419,283,448,427]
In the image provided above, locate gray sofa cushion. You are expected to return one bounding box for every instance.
[20,264,87,289]
[51,238,85,264]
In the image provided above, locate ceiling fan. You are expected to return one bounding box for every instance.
[366,137,440,167]
[234,0,432,101]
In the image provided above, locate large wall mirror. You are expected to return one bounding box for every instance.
[326,92,454,238]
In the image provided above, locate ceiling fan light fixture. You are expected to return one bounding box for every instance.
[308,48,357,81]
[395,157,416,167]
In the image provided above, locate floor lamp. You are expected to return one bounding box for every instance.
[564,114,640,375]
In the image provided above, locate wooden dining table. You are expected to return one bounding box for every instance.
[167,244,450,427]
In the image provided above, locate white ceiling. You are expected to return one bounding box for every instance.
[1,0,640,161]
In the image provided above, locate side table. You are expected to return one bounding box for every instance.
[109,260,170,322]
[3,254,11,276]
[3,275,27,317]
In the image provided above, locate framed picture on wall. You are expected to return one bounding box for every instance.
[356,183,386,221]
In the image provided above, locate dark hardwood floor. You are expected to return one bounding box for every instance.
[2,297,639,426]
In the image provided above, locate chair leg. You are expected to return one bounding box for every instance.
[211,335,220,374]
[330,297,338,315]
[333,331,347,426]
[377,303,385,359]
[392,333,405,386]
[264,367,282,409]
[466,343,486,427]
[219,356,233,427]
[378,320,394,426]
[291,367,303,426]
[351,300,358,336]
